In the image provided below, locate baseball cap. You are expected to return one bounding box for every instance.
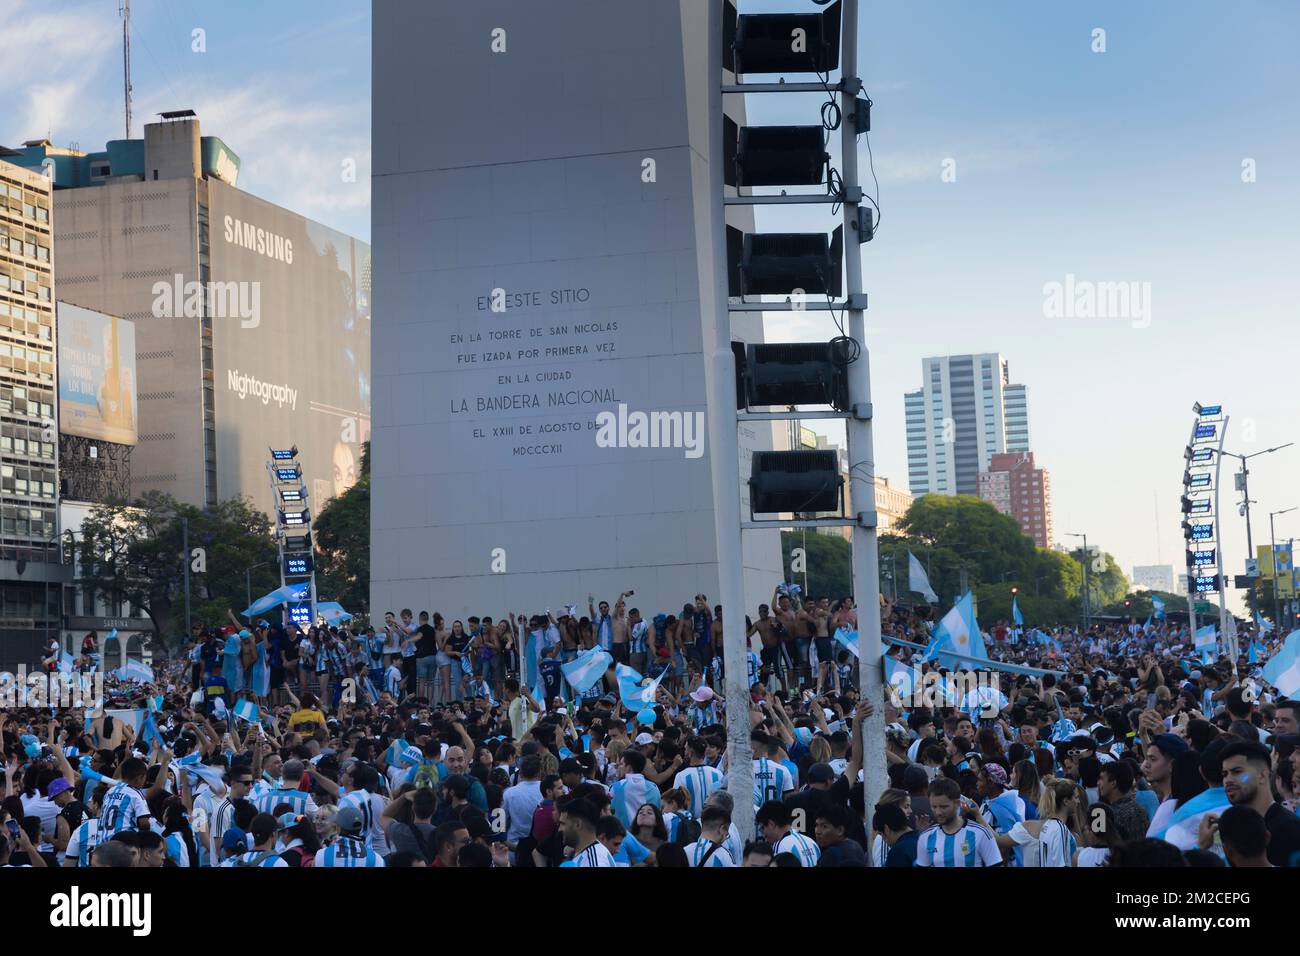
[1150,733,1190,759]
[335,806,365,834]
[221,828,249,852]
[45,778,72,799]
[690,686,715,703]
[982,763,1010,788]
[806,762,835,784]
[634,732,654,745]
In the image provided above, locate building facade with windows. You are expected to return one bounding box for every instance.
[0,157,66,669]
[905,353,1030,496]
[978,451,1053,548]
[5,115,370,523]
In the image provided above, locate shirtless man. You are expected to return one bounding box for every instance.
[748,604,784,691]
[774,587,803,690]
[807,597,835,693]
[610,591,633,665]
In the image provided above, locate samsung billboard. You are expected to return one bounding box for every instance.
[207,181,370,518]
[56,302,138,446]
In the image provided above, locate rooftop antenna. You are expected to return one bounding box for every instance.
[120,0,132,139]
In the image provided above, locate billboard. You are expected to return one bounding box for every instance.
[56,302,137,445]
[206,180,370,519]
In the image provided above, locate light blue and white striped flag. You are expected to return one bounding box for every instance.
[1193,625,1218,650]
[116,659,154,684]
[924,592,984,660]
[616,663,664,711]
[242,583,310,618]
[1152,595,1166,620]
[833,626,860,658]
[1263,630,1300,697]
[57,651,75,674]
[1153,787,1231,849]
[561,646,613,694]
[1255,611,1274,634]
[1012,596,1024,627]
[233,699,259,723]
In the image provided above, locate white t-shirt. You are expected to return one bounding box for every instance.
[20,793,59,852]
[572,842,616,867]
[1076,846,1109,867]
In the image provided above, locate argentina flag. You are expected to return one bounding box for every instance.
[1263,630,1300,697]
[116,659,154,684]
[1193,625,1218,650]
[1152,595,1166,619]
[833,626,859,658]
[616,664,664,711]
[234,699,259,723]
[242,583,311,618]
[561,646,613,694]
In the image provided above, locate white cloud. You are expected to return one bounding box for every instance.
[0,0,117,145]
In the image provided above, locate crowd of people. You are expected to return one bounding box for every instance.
[1,583,1298,869]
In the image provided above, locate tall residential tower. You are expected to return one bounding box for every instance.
[904,353,1030,496]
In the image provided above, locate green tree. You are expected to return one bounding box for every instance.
[780,530,851,600]
[76,491,279,651]
[314,441,371,618]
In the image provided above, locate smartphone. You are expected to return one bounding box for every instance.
[5,819,17,838]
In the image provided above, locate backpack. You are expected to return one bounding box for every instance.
[413,762,440,790]
[673,815,702,847]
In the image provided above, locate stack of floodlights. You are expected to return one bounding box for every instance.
[733,341,850,412]
[749,449,843,516]
[723,0,841,74]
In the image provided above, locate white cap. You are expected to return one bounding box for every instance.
[634,733,654,745]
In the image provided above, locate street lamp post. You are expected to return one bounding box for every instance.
[1269,508,1296,630]
[1067,532,1090,630]
[246,561,272,609]
[1219,443,1294,558]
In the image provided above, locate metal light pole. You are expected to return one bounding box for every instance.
[706,0,753,840]
[1067,532,1090,630]
[1218,443,1293,558]
[1269,508,1296,631]
[839,0,886,828]
[246,561,271,608]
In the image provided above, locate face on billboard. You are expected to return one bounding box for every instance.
[207,181,370,516]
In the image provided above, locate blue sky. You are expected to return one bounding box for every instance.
[744,0,1300,611]
[0,0,370,239]
[5,0,1298,611]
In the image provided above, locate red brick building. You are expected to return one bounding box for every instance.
[978,451,1053,548]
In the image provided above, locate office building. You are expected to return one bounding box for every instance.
[1132,564,1175,592]
[5,114,370,520]
[905,353,1030,496]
